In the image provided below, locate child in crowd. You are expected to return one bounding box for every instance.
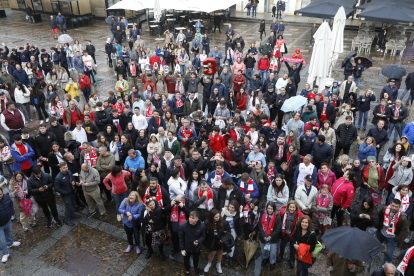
[72,120,88,144]
[0,137,14,176]
[261,99,270,117]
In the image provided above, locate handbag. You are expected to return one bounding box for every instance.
[123,57,130,63]
[280,162,288,171]
[151,229,166,247]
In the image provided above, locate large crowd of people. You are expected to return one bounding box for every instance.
[0,9,414,276]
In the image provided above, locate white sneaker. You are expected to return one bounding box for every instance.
[23,225,28,231]
[46,118,49,122]
[204,263,212,273]
[376,48,381,51]
[7,241,20,248]
[40,120,44,124]
[1,254,9,263]
[216,262,222,274]
[117,214,122,221]
[380,50,384,52]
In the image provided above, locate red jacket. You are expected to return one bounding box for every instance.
[258,57,270,71]
[303,122,320,134]
[141,74,156,93]
[149,56,160,67]
[209,134,224,155]
[279,206,303,239]
[236,92,247,111]
[164,76,175,94]
[222,146,243,165]
[270,49,281,59]
[292,48,302,59]
[79,75,91,90]
[331,177,355,209]
[233,75,245,91]
[307,92,324,102]
[362,164,385,190]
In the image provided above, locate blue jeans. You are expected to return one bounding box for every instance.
[110,34,115,44]
[113,190,130,214]
[375,230,397,263]
[260,70,267,84]
[358,185,369,203]
[400,87,412,102]
[0,219,13,255]
[260,242,277,264]
[252,8,257,17]
[67,56,73,69]
[354,77,361,87]
[297,261,309,276]
[245,69,253,86]
[180,65,186,75]
[388,122,400,141]
[247,8,251,16]
[0,163,13,176]
[358,110,369,129]
[61,194,75,223]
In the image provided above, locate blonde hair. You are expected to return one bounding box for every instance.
[126,191,142,206]
[365,136,377,147]
[336,154,349,165]
[284,200,299,214]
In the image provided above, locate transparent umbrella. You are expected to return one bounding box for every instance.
[58,34,73,44]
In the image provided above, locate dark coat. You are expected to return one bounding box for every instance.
[372,104,390,126]
[389,105,408,124]
[34,131,57,158]
[54,171,75,195]
[179,220,206,253]
[316,102,336,124]
[358,94,376,112]
[119,142,132,164]
[203,221,230,250]
[375,206,410,243]
[366,127,389,147]
[350,202,378,231]
[27,172,55,202]
[0,194,14,227]
[335,123,357,147]
[139,204,164,231]
[95,109,111,132]
[135,136,149,156]
[217,184,245,211]
[299,133,316,156]
[258,213,282,243]
[285,62,302,84]
[47,149,66,178]
[291,225,317,254]
[46,123,66,149]
[120,111,133,131]
[343,61,354,76]
[266,141,287,165]
[148,116,166,135]
[405,72,414,90]
[311,142,333,168]
[184,157,205,179]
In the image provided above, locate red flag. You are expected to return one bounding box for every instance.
[370,187,382,205]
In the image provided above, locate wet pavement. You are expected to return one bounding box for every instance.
[1,8,414,275]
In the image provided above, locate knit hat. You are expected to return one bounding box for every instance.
[367,156,377,163]
[401,135,408,141]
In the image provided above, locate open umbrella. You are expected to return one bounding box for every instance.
[341,52,357,68]
[328,6,346,79]
[105,15,114,24]
[20,199,33,217]
[294,0,356,19]
[322,227,384,262]
[281,96,308,112]
[307,21,332,89]
[244,239,258,268]
[382,65,407,79]
[357,0,414,24]
[58,34,73,44]
[355,56,373,68]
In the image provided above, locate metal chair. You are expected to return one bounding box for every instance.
[351,38,361,52]
[384,39,396,56]
[394,40,407,56]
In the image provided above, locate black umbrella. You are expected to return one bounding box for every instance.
[322,227,384,262]
[105,15,115,24]
[358,0,414,11]
[294,0,357,19]
[341,53,357,68]
[357,0,414,25]
[382,65,407,79]
[355,56,373,68]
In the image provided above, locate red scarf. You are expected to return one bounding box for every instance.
[276,143,284,160]
[175,164,186,181]
[395,106,400,117]
[170,200,187,226]
[239,178,254,194]
[397,245,414,274]
[146,105,153,118]
[380,105,385,113]
[384,205,402,235]
[261,212,276,236]
[198,187,214,210]
[395,192,410,212]
[312,194,330,219]
[176,97,183,108]
[84,148,98,167]
[130,63,137,76]
[144,185,164,208]
[267,167,275,184]
[114,102,125,114]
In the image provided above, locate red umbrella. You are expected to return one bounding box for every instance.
[20,199,33,217]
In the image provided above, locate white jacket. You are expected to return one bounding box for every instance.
[14,85,31,104]
[295,185,318,214]
[109,141,120,161]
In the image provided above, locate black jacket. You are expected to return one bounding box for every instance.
[233,37,245,50]
[105,43,113,55]
[316,102,336,124]
[198,146,214,168]
[203,221,230,250]
[389,105,408,124]
[285,61,302,84]
[263,89,277,107]
[54,171,75,195]
[200,77,213,99]
[291,225,317,253]
[66,140,81,160]
[135,136,149,155]
[34,131,57,158]
[195,134,209,149]
[258,213,282,243]
[0,194,14,227]
[185,157,205,179]
[120,111,133,131]
[372,104,390,126]
[124,128,139,146]
[299,134,316,156]
[275,93,289,108]
[139,204,164,231]
[27,172,55,202]
[366,127,389,147]
[287,152,301,175]
[49,18,58,29]
[350,203,378,231]
[95,109,111,132]
[82,122,99,142]
[115,64,127,77]
[217,184,245,211]
[23,136,37,161]
[344,61,354,76]
[119,142,132,164]
[311,142,333,168]
[284,82,296,98]
[179,220,206,253]
[244,56,256,69]
[335,123,357,147]
[47,149,66,178]
[201,120,215,136]
[47,123,66,149]
[405,72,414,90]
[86,44,95,56]
[114,30,123,43]
[266,141,287,165]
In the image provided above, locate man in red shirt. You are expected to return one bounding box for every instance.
[79,72,91,102]
[209,126,224,155]
[62,100,84,130]
[306,85,324,102]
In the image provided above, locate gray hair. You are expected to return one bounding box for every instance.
[305,154,313,161]
[383,263,396,272]
[69,100,76,104]
[99,146,107,152]
[183,118,190,123]
[81,163,90,169]
[150,177,158,183]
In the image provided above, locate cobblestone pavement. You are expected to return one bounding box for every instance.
[1,8,414,276]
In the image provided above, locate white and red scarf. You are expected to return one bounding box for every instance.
[312,193,330,219]
[239,178,254,195]
[175,164,186,181]
[57,101,64,116]
[276,143,284,160]
[211,170,225,188]
[84,148,98,167]
[146,105,153,118]
[130,64,137,76]
[395,106,401,118]
[144,185,164,208]
[384,205,402,235]
[114,102,125,114]
[175,80,184,94]
[261,212,276,236]
[0,97,7,112]
[395,192,410,212]
[176,97,183,108]
[170,200,187,226]
[397,245,414,275]
[198,187,214,210]
[0,146,10,162]
[267,167,275,184]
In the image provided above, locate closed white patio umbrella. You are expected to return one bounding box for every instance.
[328,6,346,79]
[307,21,332,89]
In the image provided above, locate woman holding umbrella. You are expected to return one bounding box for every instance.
[343,56,354,81]
[353,58,364,88]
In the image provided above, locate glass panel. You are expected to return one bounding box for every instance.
[16,0,26,9]
[51,1,60,13]
[59,1,72,15]
[32,0,43,11]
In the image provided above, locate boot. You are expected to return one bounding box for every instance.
[276,254,283,263]
[321,225,326,234]
[405,231,414,244]
[228,256,234,267]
